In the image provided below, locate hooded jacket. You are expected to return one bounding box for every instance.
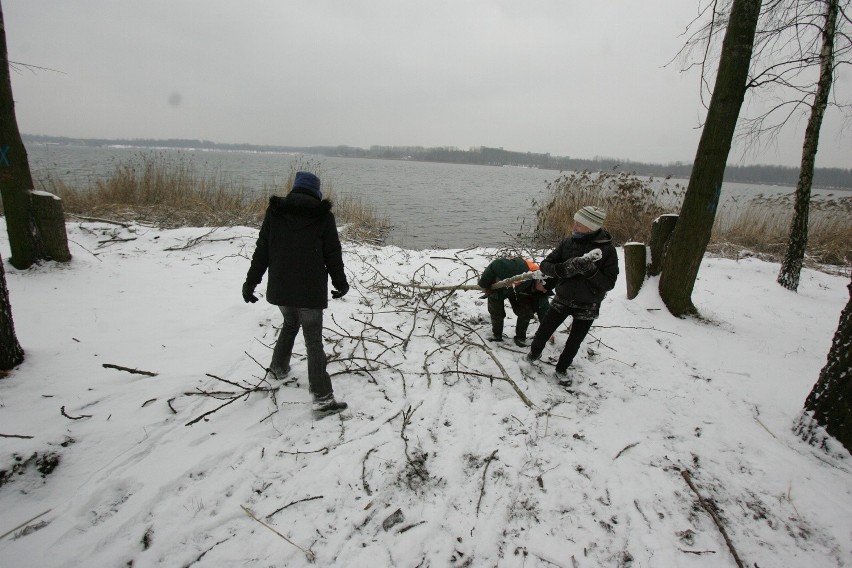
[540,229,619,306]
[245,189,348,309]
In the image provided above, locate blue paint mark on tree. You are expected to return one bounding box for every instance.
[708,182,722,214]
[0,145,10,166]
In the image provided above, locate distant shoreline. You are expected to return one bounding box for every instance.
[22,134,852,190]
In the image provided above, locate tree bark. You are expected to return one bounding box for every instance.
[658,0,763,317]
[0,256,23,371]
[802,274,852,454]
[624,243,647,300]
[648,214,678,277]
[0,0,47,269]
[777,0,838,292]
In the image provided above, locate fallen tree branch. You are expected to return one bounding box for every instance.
[241,505,315,563]
[681,469,745,568]
[0,433,34,439]
[102,363,158,377]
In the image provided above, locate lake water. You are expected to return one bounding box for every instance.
[24,143,842,250]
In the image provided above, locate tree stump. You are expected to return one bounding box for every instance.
[648,214,678,276]
[624,243,647,300]
[31,191,71,262]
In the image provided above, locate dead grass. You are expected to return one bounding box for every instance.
[534,169,851,267]
[23,152,390,243]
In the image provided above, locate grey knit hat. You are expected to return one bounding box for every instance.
[574,206,606,231]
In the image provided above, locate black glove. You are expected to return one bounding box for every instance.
[242,282,258,303]
[331,284,349,299]
[572,257,596,275]
[555,260,580,279]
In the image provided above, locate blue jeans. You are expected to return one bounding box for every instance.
[271,306,333,398]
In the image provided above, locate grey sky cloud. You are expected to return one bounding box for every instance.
[6,0,850,168]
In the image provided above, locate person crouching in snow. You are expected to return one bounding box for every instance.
[526,206,619,386]
[242,171,350,417]
[478,257,553,347]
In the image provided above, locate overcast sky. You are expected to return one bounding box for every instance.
[5,1,850,168]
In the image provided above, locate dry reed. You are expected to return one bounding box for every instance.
[534,169,851,267]
[22,152,390,243]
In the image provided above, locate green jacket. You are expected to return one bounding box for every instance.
[478,258,544,301]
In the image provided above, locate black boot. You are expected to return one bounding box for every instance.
[312,393,348,417]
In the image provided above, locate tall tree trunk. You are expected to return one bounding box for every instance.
[0,256,23,370]
[0,0,45,269]
[777,0,838,291]
[801,274,852,454]
[658,0,763,317]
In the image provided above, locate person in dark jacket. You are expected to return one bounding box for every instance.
[242,171,350,416]
[526,206,619,386]
[478,257,551,347]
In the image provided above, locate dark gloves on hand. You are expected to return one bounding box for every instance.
[571,257,596,275]
[242,282,258,303]
[331,284,350,299]
[555,260,579,279]
[555,256,596,278]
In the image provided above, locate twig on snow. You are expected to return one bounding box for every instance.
[185,392,249,426]
[265,496,323,520]
[69,213,131,227]
[362,447,378,495]
[102,363,158,377]
[60,406,92,420]
[476,449,499,516]
[0,433,34,439]
[681,469,745,568]
[614,442,640,460]
[241,505,315,563]
[397,521,427,534]
[0,509,52,541]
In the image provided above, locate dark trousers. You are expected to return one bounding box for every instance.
[529,305,594,373]
[488,295,543,339]
[271,306,333,398]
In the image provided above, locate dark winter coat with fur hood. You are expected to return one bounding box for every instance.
[540,229,619,308]
[245,189,348,309]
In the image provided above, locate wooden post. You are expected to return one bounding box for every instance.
[648,214,678,276]
[30,191,71,262]
[624,243,647,300]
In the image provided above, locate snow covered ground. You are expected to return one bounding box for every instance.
[0,219,850,568]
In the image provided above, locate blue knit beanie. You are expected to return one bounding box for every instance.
[292,171,322,200]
